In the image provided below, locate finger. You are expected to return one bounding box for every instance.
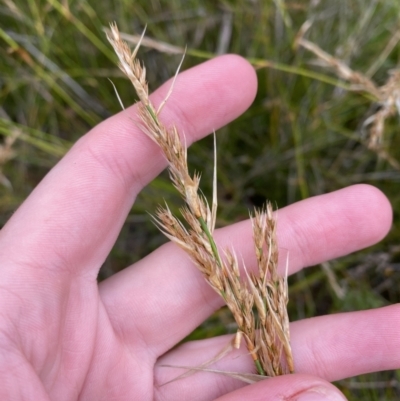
[214,374,346,401]
[157,372,347,401]
[0,55,257,279]
[154,305,400,400]
[290,303,400,381]
[100,184,392,354]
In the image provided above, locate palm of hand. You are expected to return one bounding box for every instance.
[0,56,396,401]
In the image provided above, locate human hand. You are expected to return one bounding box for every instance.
[0,55,394,401]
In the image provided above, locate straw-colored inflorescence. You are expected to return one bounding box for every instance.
[106,22,294,378]
[295,20,400,170]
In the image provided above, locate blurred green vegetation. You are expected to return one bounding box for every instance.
[1,0,400,398]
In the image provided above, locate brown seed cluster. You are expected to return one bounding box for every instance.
[107,22,293,378]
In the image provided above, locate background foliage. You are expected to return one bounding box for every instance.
[1,0,400,398]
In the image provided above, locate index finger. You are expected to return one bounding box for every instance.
[0,55,257,280]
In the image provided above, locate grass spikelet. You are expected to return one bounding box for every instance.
[107,22,294,379]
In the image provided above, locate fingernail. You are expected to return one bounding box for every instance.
[296,386,346,401]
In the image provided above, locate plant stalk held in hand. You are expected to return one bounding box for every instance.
[106,22,294,378]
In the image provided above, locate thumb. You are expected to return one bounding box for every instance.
[215,374,347,401]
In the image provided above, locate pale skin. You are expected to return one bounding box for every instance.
[0,55,397,401]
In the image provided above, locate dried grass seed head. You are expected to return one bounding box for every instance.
[106,23,150,106]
